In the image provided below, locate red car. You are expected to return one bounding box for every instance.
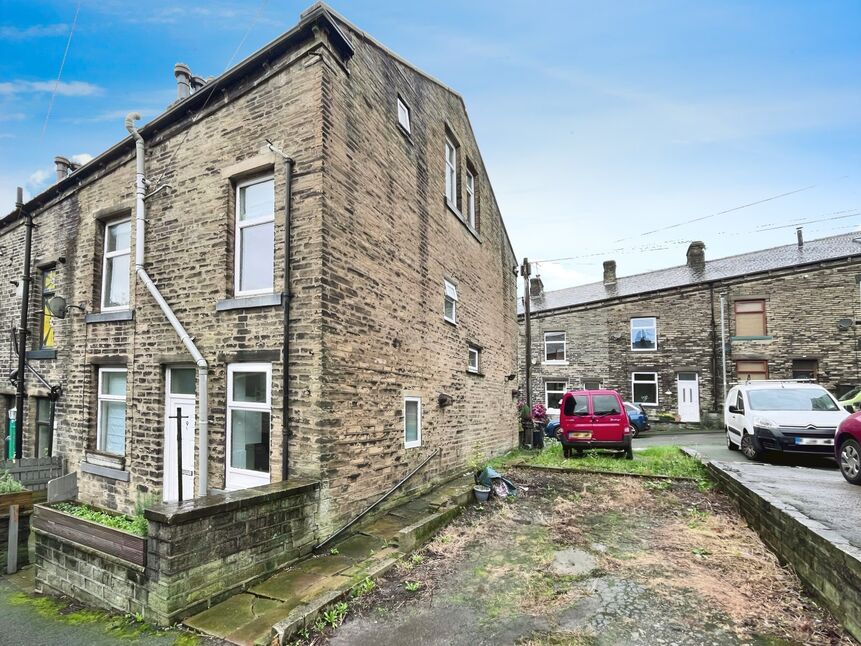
[836,412,861,485]
[558,389,633,459]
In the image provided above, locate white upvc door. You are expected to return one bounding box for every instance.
[163,368,196,502]
[677,372,700,423]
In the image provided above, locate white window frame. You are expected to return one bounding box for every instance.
[545,381,567,414]
[631,372,659,407]
[96,367,127,455]
[101,218,130,312]
[234,175,275,297]
[404,396,422,449]
[465,168,476,229]
[444,279,458,324]
[630,317,657,352]
[468,346,480,373]
[444,137,457,205]
[397,96,411,133]
[543,331,567,364]
[226,362,272,490]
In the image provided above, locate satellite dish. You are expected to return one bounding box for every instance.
[46,295,68,319]
[837,318,854,332]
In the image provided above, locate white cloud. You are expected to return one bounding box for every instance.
[65,108,159,124]
[27,168,51,191]
[0,112,25,122]
[0,24,68,40]
[0,80,103,97]
[70,153,93,165]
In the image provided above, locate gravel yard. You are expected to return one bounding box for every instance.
[309,467,855,646]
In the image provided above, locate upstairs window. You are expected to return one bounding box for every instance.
[102,218,130,311]
[734,300,766,337]
[235,176,275,296]
[544,332,566,363]
[97,368,127,455]
[397,96,411,133]
[468,345,481,373]
[465,168,476,229]
[444,137,457,205]
[40,269,57,349]
[404,397,421,449]
[444,279,458,324]
[630,317,657,351]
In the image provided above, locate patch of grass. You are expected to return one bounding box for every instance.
[499,444,711,482]
[0,470,25,493]
[53,502,148,537]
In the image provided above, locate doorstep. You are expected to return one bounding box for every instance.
[183,473,475,646]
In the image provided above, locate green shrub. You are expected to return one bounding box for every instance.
[53,502,148,537]
[0,471,25,494]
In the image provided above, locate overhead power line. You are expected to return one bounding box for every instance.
[40,1,82,140]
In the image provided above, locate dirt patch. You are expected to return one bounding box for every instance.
[310,470,856,646]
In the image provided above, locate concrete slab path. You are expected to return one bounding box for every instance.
[184,474,474,645]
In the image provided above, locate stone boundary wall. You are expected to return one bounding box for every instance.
[705,461,861,640]
[0,457,64,494]
[34,478,320,625]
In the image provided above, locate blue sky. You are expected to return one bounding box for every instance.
[1,1,859,289]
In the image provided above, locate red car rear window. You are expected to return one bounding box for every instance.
[592,394,621,415]
[563,395,590,416]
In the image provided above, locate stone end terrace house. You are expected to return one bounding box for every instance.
[520,233,861,423]
[0,3,519,530]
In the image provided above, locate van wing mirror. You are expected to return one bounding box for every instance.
[728,405,739,414]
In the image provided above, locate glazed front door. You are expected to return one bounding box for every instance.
[163,368,196,502]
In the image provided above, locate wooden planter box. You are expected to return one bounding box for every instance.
[33,503,147,567]
[0,490,33,517]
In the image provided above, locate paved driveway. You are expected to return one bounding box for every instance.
[638,431,861,550]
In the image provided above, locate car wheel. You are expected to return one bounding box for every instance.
[740,432,762,461]
[575,449,585,458]
[726,429,738,451]
[839,438,861,485]
[562,446,571,459]
[630,425,640,439]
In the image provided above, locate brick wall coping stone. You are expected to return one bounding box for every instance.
[144,477,319,525]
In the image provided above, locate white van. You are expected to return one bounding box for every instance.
[724,381,848,460]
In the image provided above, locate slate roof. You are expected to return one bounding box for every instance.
[525,232,861,315]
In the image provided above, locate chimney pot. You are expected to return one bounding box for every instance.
[53,155,72,183]
[603,260,617,286]
[797,227,804,248]
[529,276,544,299]
[174,62,192,100]
[686,241,706,270]
[190,75,207,92]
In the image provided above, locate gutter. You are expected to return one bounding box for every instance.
[126,113,209,497]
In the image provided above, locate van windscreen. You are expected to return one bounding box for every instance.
[592,395,621,415]
[563,395,590,416]
[747,388,838,412]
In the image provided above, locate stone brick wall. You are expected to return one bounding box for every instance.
[706,460,861,641]
[34,478,319,625]
[315,18,519,530]
[522,258,861,418]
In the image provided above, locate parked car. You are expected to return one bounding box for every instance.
[558,389,633,459]
[544,419,560,439]
[724,381,849,461]
[838,385,861,412]
[835,413,861,485]
[624,402,650,438]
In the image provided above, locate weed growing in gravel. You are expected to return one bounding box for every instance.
[351,577,376,598]
[404,580,422,592]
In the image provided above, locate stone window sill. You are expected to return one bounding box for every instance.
[82,450,128,482]
[731,336,773,341]
[27,349,57,360]
[85,310,134,324]
[466,369,485,378]
[397,122,413,143]
[216,293,283,312]
[542,360,568,366]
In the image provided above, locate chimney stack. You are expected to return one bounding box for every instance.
[603,260,617,286]
[174,63,192,100]
[529,276,544,299]
[54,156,72,182]
[796,226,804,248]
[686,241,706,271]
[15,186,23,208]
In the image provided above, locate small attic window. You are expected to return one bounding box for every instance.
[397,96,411,134]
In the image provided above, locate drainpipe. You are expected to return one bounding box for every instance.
[719,293,728,403]
[13,187,31,460]
[125,113,209,497]
[266,138,294,482]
